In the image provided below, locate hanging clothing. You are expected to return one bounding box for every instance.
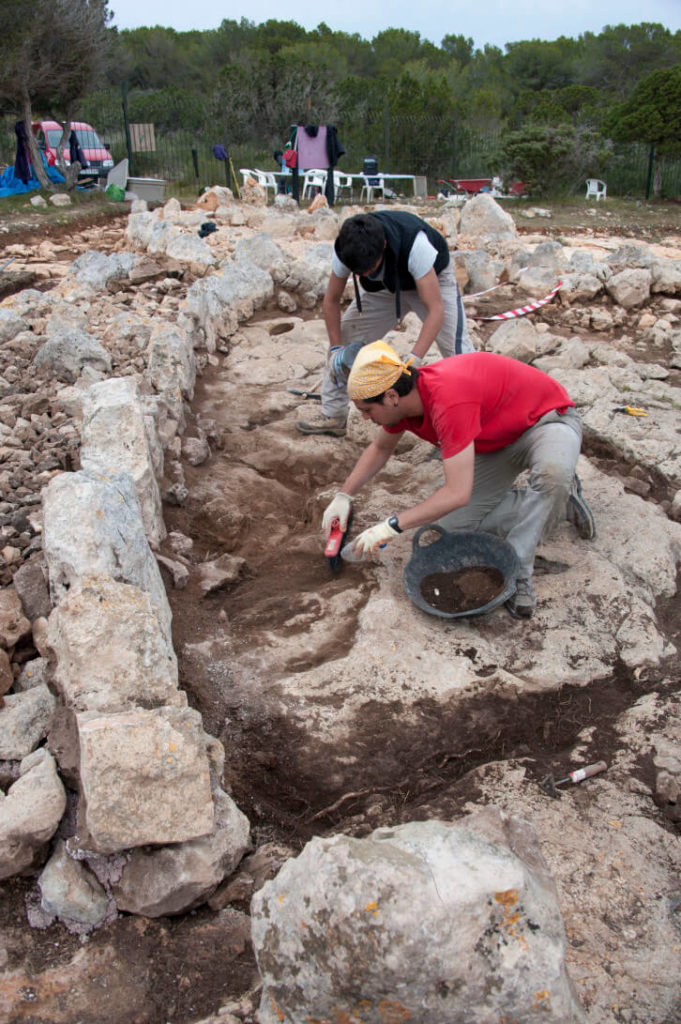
[324,125,345,207]
[13,121,31,185]
[297,126,329,170]
[69,131,87,170]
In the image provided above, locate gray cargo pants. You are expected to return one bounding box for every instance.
[437,408,583,579]
[321,264,473,418]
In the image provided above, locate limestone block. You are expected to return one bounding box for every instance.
[0,748,66,880]
[47,576,182,713]
[486,317,538,362]
[606,267,652,309]
[252,809,585,1024]
[233,232,286,272]
[80,377,166,548]
[64,251,136,293]
[460,250,500,294]
[146,323,196,399]
[459,193,516,241]
[0,308,24,344]
[179,260,274,353]
[112,787,250,916]
[42,469,171,644]
[517,265,558,298]
[76,706,214,854]
[33,325,112,383]
[12,557,51,620]
[0,587,32,647]
[39,839,110,928]
[651,260,681,295]
[0,685,56,760]
[126,210,155,249]
[165,233,216,273]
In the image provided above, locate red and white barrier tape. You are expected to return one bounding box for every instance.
[472,281,563,321]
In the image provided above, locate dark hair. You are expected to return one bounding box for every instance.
[362,368,419,403]
[335,215,385,274]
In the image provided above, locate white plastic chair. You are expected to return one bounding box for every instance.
[252,169,277,199]
[359,174,386,203]
[585,178,606,201]
[302,169,327,199]
[333,171,353,201]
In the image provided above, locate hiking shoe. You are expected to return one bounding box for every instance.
[566,474,596,540]
[296,411,347,436]
[505,578,537,619]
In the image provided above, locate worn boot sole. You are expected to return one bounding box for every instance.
[296,421,346,437]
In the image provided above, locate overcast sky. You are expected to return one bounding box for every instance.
[107,0,681,51]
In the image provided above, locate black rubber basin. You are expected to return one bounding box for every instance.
[403,525,520,619]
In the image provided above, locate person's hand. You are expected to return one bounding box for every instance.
[353,519,401,556]
[322,492,353,536]
[407,351,423,368]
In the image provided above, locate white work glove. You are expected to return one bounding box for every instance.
[407,351,423,368]
[322,492,353,536]
[352,518,401,557]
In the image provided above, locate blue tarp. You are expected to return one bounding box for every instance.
[0,158,65,198]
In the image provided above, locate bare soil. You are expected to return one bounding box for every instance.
[419,565,505,613]
[1,196,681,1024]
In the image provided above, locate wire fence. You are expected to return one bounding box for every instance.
[2,110,681,199]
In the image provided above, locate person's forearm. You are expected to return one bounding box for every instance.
[411,307,445,359]
[342,442,393,496]
[323,296,343,349]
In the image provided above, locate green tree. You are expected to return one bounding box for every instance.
[604,64,681,195]
[440,34,474,67]
[0,0,111,189]
[499,124,576,194]
[576,23,681,100]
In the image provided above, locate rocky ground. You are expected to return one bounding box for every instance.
[1,188,681,1024]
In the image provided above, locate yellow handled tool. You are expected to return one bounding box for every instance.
[613,405,647,417]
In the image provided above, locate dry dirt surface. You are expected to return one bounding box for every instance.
[2,196,681,1024]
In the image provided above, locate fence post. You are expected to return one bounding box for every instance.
[121,81,134,177]
[645,144,655,200]
[452,120,458,180]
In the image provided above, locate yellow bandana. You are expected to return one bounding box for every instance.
[347,340,412,400]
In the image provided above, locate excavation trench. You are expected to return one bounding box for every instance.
[157,333,681,853]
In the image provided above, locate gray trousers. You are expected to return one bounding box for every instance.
[321,264,473,417]
[437,408,583,579]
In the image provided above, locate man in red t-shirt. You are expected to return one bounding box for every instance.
[321,342,595,619]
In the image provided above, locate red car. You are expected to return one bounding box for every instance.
[31,120,114,179]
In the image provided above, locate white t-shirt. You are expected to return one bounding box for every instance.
[331,230,439,282]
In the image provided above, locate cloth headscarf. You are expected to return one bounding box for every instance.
[347,340,413,400]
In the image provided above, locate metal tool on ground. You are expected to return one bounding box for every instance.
[614,406,647,417]
[288,388,321,400]
[540,760,607,798]
[0,257,16,276]
[212,143,241,199]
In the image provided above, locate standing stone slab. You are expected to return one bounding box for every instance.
[47,576,182,713]
[76,706,214,855]
[42,469,171,645]
[80,377,166,549]
[252,809,585,1024]
[39,838,111,929]
[0,748,66,880]
[112,787,250,916]
[146,323,197,400]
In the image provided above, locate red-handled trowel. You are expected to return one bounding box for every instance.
[325,513,352,573]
